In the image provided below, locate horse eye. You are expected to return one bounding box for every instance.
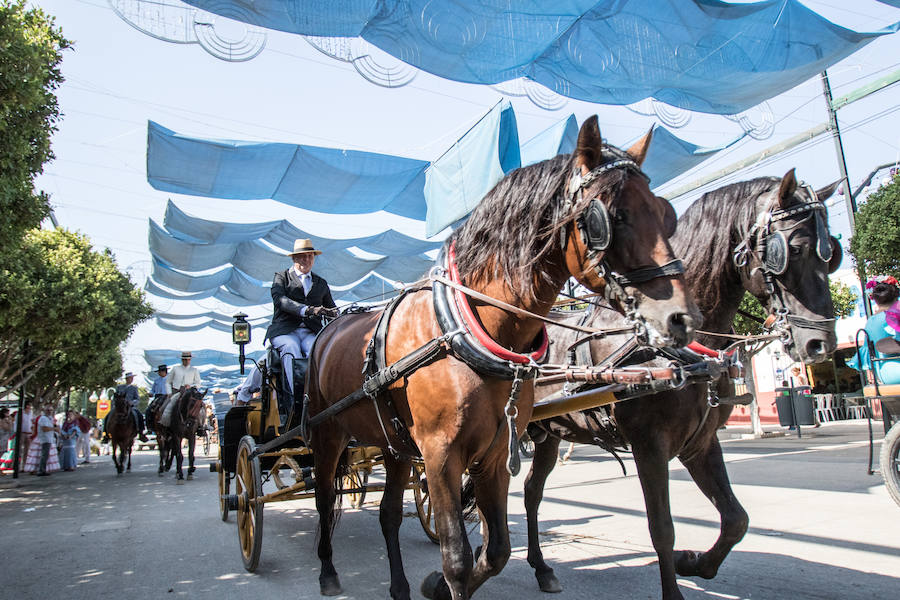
[613,211,627,225]
[789,245,802,257]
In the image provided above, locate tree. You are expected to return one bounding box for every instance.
[829,279,858,319]
[849,173,900,278]
[0,229,154,396]
[0,1,69,247]
[732,293,766,337]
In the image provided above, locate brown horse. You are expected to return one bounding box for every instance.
[523,171,841,600]
[107,391,137,476]
[154,387,205,482]
[305,117,701,600]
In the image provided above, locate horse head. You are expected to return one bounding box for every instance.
[562,117,700,347]
[736,169,839,363]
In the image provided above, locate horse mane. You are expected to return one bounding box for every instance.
[672,176,780,313]
[451,146,632,302]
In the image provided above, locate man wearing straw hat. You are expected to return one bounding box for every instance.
[263,238,337,411]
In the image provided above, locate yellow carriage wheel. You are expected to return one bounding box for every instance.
[413,463,439,544]
[235,435,264,571]
[341,467,368,509]
[218,447,230,522]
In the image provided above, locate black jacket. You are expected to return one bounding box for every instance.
[265,269,336,342]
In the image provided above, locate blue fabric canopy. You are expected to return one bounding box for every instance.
[424,100,520,236]
[155,311,269,323]
[521,115,578,168]
[148,121,429,219]
[641,126,743,187]
[179,0,899,114]
[164,200,442,255]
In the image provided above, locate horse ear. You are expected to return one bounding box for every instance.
[626,127,654,167]
[574,115,602,174]
[778,168,798,208]
[815,179,840,202]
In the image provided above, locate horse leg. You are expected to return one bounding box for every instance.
[312,430,350,596]
[523,435,563,592]
[187,434,195,480]
[379,454,413,600]
[157,434,166,476]
[175,436,184,482]
[675,436,748,579]
[462,461,514,597]
[112,441,122,475]
[419,455,471,600]
[126,440,132,472]
[631,440,683,600]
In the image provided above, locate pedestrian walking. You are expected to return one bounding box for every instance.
[25,404,60,476]
[59,411,79,471]
[19,400,33,468]
[75,411,92,464]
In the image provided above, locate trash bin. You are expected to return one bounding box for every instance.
[775,385,815,426]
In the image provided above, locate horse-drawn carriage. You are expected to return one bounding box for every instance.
[212,343,443,571]
[206,121,841,600]
[853,329,900,507]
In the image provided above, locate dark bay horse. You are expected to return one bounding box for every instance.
[107,391,137,476]
[154,387,205,482]
[523,170,841,600]
[305,116,701,600]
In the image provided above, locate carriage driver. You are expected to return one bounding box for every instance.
[102,372,148,443]
[262,238,337,409]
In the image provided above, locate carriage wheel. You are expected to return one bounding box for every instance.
[342,468,368,509]
[413,463,439,544]
[218,448,230,522]
[235,435,263,571]
[881,422,900,508]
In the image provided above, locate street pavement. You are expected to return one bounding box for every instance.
[1,420,898,599]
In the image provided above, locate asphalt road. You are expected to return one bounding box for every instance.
[1,421,898,600]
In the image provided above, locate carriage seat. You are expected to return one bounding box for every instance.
[265,345,309,422]
[864,384,900,398]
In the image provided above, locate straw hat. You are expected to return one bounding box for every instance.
[287,238,322,256]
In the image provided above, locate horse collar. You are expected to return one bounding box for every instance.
[446,243,549,365]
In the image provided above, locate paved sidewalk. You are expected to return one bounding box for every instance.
[1,421,897,599]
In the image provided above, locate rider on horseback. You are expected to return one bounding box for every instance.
[145,364,168,434]
[102,372,148,443]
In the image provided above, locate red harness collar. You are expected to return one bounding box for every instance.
[447,243,549,364]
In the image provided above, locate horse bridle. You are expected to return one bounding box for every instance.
[563,156,685,340]
[732,184,835,339]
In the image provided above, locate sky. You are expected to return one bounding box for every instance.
[29,0,900,385]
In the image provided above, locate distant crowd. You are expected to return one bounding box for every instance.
[0,400,109,477]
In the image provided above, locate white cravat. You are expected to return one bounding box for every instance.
[301,273,311,295]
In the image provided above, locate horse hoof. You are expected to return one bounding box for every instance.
[116,472,123,477]
[158,471,164,477]
[176,479,185,485]
[319,575,342,596]
[420,571,451,600]
[674,550,705,577]
[187,473,193,481]
[536,570,563,593]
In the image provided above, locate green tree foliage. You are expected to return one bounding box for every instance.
[732,293,766,337]
[849,173,900,278]
[0,229,154,397]
[829,279,858,319]
[0,1,69,246]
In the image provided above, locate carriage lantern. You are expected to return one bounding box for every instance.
[232,313,251,374]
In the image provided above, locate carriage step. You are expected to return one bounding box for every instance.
[717,393,754,406]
